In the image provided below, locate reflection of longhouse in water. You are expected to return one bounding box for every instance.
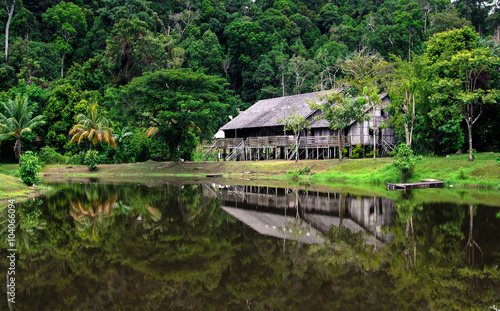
[203,185,395,245]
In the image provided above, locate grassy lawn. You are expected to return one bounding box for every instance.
[35,152,500,191]
[0,164,51,205]
[0,173,33,205]
[311,153,500,188]
[2,153,498,206]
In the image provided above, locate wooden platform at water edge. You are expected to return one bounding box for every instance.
[386,180,444,191]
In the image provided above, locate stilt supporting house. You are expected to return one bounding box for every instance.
[202,135,351,161]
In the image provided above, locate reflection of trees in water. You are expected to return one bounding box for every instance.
[386,191,500,309]
[394,191,419,271]
[5,183,500,310]
[279,189,311,252]
[0,199,46,255]
[69,193,117,242]
[464,204,483,267]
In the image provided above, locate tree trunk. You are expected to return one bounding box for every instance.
[467,121,473,161]
[373,119,376,160]
[295,134,299,162]
[60,50,66,78]
[403,86,415,150]
[15,135,21,165]
[5,0,15,63]
[281,74,285,97]
[339,193,344,227]
[339,130,343,161]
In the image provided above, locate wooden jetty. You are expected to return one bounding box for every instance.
[386,180,444,191]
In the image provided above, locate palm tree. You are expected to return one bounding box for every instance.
[0,95,45,164]
[69,102,116,149]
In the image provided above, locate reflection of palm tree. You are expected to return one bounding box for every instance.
[69,194,117,242]
[69,102,116,149]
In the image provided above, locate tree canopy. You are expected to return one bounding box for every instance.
[0,0,499,162]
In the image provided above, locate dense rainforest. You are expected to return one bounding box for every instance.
[0,0,499,163]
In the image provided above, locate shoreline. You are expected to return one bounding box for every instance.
[40,153,500,189]
[1,153,499,206]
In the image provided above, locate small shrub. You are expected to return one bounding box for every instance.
[394,143,415,182]
[85,150,99,171]
[457,168,469,180]
[19,151,41,185]
[297,164,311,175]
[351,144,362,159]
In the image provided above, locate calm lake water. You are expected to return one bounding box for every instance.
[1,181,499,310]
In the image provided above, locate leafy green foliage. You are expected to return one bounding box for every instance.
[1,0,500,164]
[38,146,68,164]
[277,106,311,161]
[394,143,415,182]
[289,163,312,175]
[109,69,237,161]
[350,143,363,159]
[438,119,465,154]
[42,1,87,78]
[0,94,45,163]
[19,151,41,185]
[308,90,370,160]
[85,149,99,171]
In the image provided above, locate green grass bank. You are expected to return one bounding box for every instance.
[0,165,50,205]
[1,153,499,207]
[38,153,500,188]
[310,153,500,189]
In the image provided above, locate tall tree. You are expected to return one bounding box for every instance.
[341,48,385,95]
[425,27,499,159]
[98,0,152,26]
[289,55,317,94]
[308,90,370,160]
[42,1,87,78]
[109,69,237,161]
[389,56,424,150]
[0,94,45,164]
[104,18,170,85]
[450,48,499,161]
[168,2,201,41]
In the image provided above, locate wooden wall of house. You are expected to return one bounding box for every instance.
[348,106,397,146]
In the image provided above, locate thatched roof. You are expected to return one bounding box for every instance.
[221,91,332,131]
[221,90,389,131]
